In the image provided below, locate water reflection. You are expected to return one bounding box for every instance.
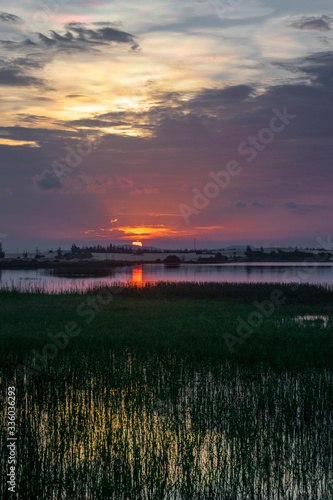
[1,263,333,292]
[51,267,114,278]
[279,315,330,328]
[8,355,332,499]
[294,315,329,327]
[132,266,143,287]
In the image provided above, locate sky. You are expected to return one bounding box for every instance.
[0,0,332,251]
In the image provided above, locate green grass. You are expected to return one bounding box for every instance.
[0,282,332,499]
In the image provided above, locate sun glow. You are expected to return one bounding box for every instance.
[132,241,143,247]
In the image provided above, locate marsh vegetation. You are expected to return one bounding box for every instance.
[0,283,332,499]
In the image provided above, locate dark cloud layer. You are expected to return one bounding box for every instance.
[282,202,329,210]
[0,21,139,88]
[34,171,62,191]
[0,67,45,87]
[282,202,330,215]
[0,126,79,144]
[274,51,333,88]
[0,11,22,24]
[0,24,139,54]
[290,15,332,32]
[0,51,52,87]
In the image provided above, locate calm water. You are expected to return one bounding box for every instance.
[1,262,333,292]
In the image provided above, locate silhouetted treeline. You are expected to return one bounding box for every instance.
[245,246,331,262]
[70,243,215,255]
[71,243,157,254]
[68,243,332,262]
[71,243,134,254]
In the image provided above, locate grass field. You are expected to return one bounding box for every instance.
[1,282,332,499]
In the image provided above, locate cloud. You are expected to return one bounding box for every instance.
[0,125,77,145]
[274,51,333,88]
[188,85,255,111]
[0,11,23,24]
[33,170,112,193]
[15,114,49,124]
[1,7,333,249]
[0,20,139,91]
[33,171,62,191]
[0,15,140,94]
[282,202,330,213]
[289,16,332,32]
[68,23,138,46]
[62,174,112,194]
[0,23,139,54]
[66,118,126,128]
[0,52,50,88]
[0,67,45,87]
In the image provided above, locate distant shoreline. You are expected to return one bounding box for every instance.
[1,258,333,270]
[1,247,332,270]
[0,259,140,270]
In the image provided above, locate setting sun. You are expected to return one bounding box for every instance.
[132,241,143,247]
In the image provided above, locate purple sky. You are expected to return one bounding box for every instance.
[0,1,333,251]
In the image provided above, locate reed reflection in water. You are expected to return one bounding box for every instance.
[2,263,333,293]
[5,352,332,499]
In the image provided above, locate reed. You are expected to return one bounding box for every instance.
[0,283,332,499]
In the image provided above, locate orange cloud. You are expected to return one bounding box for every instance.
[81,224,227,241]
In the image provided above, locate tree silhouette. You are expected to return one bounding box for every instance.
[245,245,253,259]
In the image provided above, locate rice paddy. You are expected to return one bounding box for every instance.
[0,282,332,499]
